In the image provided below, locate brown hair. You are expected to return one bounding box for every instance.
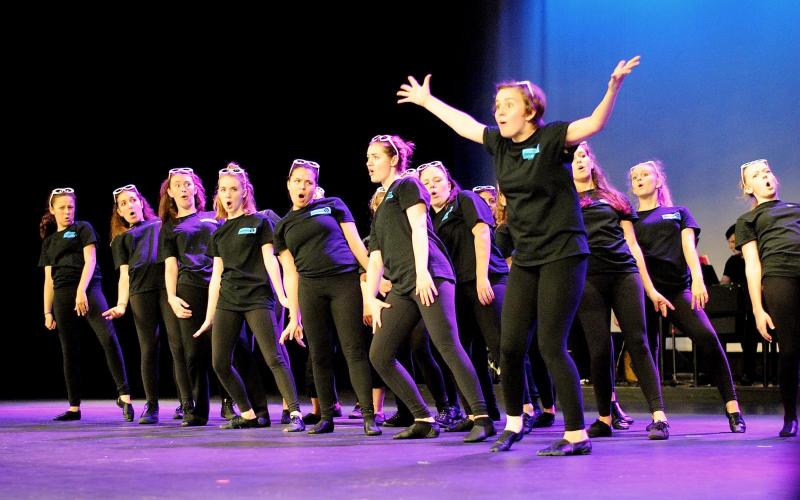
[576,142,631,215]
[40,191,77,240]
[158,169,207,225]
[110,188,158,242]
[495,80,547,127]
[370,135,416,173]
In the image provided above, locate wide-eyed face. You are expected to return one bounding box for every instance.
[494,87,534,141]
[168,174,197,212]
[217,175,245,216]
[477,190,497,216]
[287,166,318,210]
[419,165,451,209]
[366,143,397,185]
[742,162,778,202]
[50,194,76,229]
[572,145,593,184]
[115,190,144,225]
[630,163,659,198]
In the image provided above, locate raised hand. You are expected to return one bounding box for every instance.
[608,55,641,90]
[397,74,432,107]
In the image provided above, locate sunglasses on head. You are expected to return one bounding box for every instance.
[291,159,320,171]
[371,135,399,157]
[739,159,769,183]
[168,167,194,175]
[112,184,138,202]
[49,187,75,204]
[219,167,245,176]
[472,185,497,194]
[514,80,536,98]
[417,161,444,172]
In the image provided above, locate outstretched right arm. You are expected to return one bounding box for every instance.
[397,74,486,144]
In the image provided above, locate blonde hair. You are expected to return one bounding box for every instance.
[629,160,674,207]
[739,159,778,208]
[214,162,257,220]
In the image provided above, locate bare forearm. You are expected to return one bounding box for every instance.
[473,228,491,281]
[424,96,486,144]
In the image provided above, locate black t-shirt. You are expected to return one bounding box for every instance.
[274,197,359,278]
[39,221,103,289]
[158,211,220,288]
[208,213,276,311]
[580,190,638,275]
[483,122,588,267]
[634,206,699,292]
[111,219,164,296]
[722,255,746,285]
[431,191,508,283]
[368,176,455,295]
[736,200,800,278]
[494,224,514,259]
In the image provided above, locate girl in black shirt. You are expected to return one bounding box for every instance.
[398,56,641,455]
[194,165,304,431]
[572,143,670,440]
[275,159,379,436]
[736,159,799,437]
[39,188,132,422]
[103,185,188,424]
[364,134,493,442]
[630,160,744,433]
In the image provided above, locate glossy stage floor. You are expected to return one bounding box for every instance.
[1,387,798,499]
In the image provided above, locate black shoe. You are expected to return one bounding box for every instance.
[587,419,612,438]
[464,417,496,443]
[116,397,134,422]
[611,400,634,425]
[349,403,363,419]
[219,415,259,429]
[522,413,535,435]
[490,430,523,452]
[284,414,305,432]
[173,404,184,420]
[531,399,543,418]
[537,438,592,456]
[138,402,159,425]
[255,410,271,428]
[180,415,208,427]
[374,412,385,425]
[530,411,555,428]
[445,417,474,433]
[383,412,414,428]
[363,414,382,436]
[646,420,669,440]
[779,418,798,438]
[53,410,81,421]
[280,409,291,424]
[303,412,321,425]
[611,414,631,430]
[221,398,238,421]
[332,404,343,418]
[434,406,455,428]
[393,421,440,439]
[308,419,335,434]
[725,411,746,433]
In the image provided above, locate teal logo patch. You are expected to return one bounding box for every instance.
[63,231,77,239]
[661,212,682,221]
[385,192,394,200]
[442,206,455,221]
[310,207,332,217]
[522,145,540,160]
[238,227,257,235]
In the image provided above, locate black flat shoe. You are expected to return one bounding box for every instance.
[180,415,207,427]
[646,420,669,440]
[219,415,260,429]
[445,417,474,433]
[383,412,414,428]
[116,398,134,422]
[307,419,335,434]
[173,404,184,420]
[490,430,523,452]
[725,411,746,433]
[349,403,363,419]
[530,412,555,428]
[537,438,592,456]
[284,415,305,433]
[302,412,321,425]
[587,419,612,438]
[363,415,382,436]
[393,421,440,439]
[464,417,496,443]
[138,402,159,425]
[611,400,634,424]
[221,398,238,421]
[779,418,798,438]
[522,413,535,434]
[332,404,343,418]
[255,410,271,428]
[280,409,291,425]
[53,410,81,421]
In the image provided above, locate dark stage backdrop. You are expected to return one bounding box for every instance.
[8,2,798,400]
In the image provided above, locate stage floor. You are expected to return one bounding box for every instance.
[1,397,798,499]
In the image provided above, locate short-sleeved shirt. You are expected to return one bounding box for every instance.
[483,122,588,267]
[431,190,508,283]
[158,211,220,288]
[274,197,359,278]
[208,212,276,311]
[39,221,103,289]
[580,190,639,275]
[735,200,800,278]
[368,176,455,295]
[634,206,700,292]
[494,224,514,260]
[111,219,164,296]
[722,255,746,285]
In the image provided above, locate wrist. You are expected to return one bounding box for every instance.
[44,312,53,316]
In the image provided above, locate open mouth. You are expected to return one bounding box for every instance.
[298,193,305,200]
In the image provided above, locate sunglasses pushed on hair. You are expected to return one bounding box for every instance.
[49,187,74,204]
[371,135,399,157]
[291,159,320,171]
[417,161,444,172]
[739,159,769,183]
[472,185,497,194]
[219,167,245,176]
[168,167,194,175]
[112,184,138,202]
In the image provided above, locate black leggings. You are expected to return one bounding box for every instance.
[526,328,556,408]
[211,307,300,413]
[578,272,664,416]
[762,277,800,420]
[370,279,487,419]
[300,272,374,419]
[646,289,738,404]
[128,289,190,404]
[53,286,129,406]
[501,255,587,431]
[175,284,212,419]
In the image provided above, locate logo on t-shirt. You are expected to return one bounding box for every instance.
[63,231,77,239]
[385,192,395,200]
[442,205,455,221]
[522,145,540,160]
[661,212,682,221]
[238,227,257,235]
[310,207,332,217]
